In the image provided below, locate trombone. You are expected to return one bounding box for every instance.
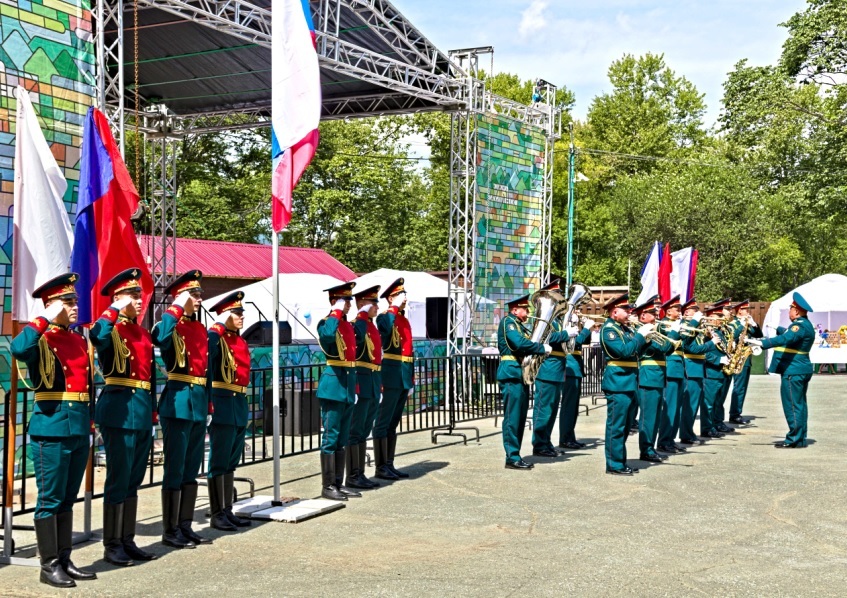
[627,317,682,350]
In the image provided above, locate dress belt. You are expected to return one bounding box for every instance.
[501,355,516,361]
[382,354,414,363]
[549,351,567,357]
[167,374,207,385]
[773,347,809,355]
[355,361,381,371]
[606,360,637,368]
[212,381,247,393]
[105,377,152,391]
[34,392,88,402]
[325,359,355,368]
[639,359,666,366]
[683,354,705,360]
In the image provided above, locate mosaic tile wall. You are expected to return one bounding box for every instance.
[0,0,94,394]
[474,113,547,342]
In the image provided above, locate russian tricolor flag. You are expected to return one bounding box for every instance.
[71,107,153,326]
[271,0,321,232]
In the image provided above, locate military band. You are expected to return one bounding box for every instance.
[657,295,686,454]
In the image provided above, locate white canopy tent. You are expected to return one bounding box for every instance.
[762,273,847,365]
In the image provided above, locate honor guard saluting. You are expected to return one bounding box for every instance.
[632,296,676,463]
[657,295,687,454]
[152,271,212,548]
[373,279,415,480]
[746,293,815,448]
[728,299,763,425]
[90,268,157,566]
[558,313,594,450]
[677,299,714,444]
[497,294,551,469]
[600,293,651,475]
[316,282,360,500]
[206,291,252,531]
[531,279,578,457]
[346,285,383,490]
[711,298,736,434]
[701,302,732,439]
[11,273,98,587]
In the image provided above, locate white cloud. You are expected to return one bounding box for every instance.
[519,0,550,38]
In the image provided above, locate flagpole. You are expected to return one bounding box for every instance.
[271,230,282,506]
[3,323,20,559]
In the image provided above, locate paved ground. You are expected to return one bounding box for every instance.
[1,375,846,597]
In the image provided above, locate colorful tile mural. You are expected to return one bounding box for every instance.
[0,0,95,394]
[474,113,547,342]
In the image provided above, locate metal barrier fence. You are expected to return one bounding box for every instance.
[1,349,605,518]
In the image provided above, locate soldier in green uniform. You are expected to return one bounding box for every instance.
[677,298,716,445]
[711,298,737,434]
[702,302,732,439]
[316,282,360,500]
[531,279,579,457]
[11,273,98,587]
[90,269,158,566]
[657,295,687,454]
[346,285,383,489]
[498,294,551,469]
[206,291,252,531]
[373,279,415,480]
[152,271,212,548]
[600,293,651,475]
[747,292,815,448]
[728,299,763,425]
[633,296,677,463]
[558,314,594,450]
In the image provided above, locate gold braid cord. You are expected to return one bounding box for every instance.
[335,331,346,360]
[391,326,400,348]
[219,337,236,384]
[171,331,186,370]
[365,333,375,361]
[37,335,55,389]
[108,326,131,376]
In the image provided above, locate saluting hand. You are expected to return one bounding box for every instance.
[173,291,192,309]
[391,293,406,308]
[214,310,231,324]
[43,301,65,323]
[331,299,347,312]
[111,296,133,311]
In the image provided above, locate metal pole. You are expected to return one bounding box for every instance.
[566,122,575,287]
[3,323,19,558]
[271,231,281,505]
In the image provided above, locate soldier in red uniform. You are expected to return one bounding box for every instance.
[206,291,252,531]
[11,273,98,587]
[90,268,158,566]
[152,271,212,548]
[373,278,414,480]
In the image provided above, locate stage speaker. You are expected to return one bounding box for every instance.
[243,321,292,346]
[426,297,448,340]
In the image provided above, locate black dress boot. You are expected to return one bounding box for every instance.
[358,442,380,488]
[374,437,398,480]
[335,449,361,498]
[178,483,213,544]
[344,444,371,489]
[208,476,236,531]
[34,516,75,588]
[223,472,251,527]
[386,435,409,478]
[320,452,347,500]
[57,511,96,580]
[162,489,195,549]
[103,502,134,566]
[122,496,158,560]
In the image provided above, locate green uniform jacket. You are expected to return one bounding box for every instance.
[496,314,547,383]
[353,315,382,399]
[703,327,730,380]
[535,319,573,383]
[565,327,592,379]
[600,319,647,393]
[152,306,208,422]
[681,319,715,379]
[638,336,676,389]
[91,308,155,431]
[316,312,357,404]
[207,324,249,427]
[662,319,685,380]
[761,317,815,375]
[377,307,415,389]
[11,318,92,437]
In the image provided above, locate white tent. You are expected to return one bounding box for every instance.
[762,273,847,365]
[204,273,344,341]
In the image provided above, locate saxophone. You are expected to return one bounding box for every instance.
[723,317,760,375]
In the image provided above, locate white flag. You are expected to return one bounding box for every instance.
[670,247,694,303]
[635,241,660,306]
[12,86,72,321]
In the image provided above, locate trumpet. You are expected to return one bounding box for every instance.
[628,317,682,350]
[656,321,706,337]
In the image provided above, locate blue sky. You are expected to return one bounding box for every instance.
[395,0,807,128]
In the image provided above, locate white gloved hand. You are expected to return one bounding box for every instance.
[746,338,763,347]
[409,385,415,396]
[691,311,704,323]
[152,426,157,438]
[89,434,94,449]
[564,325,579,338]
[358,304,372,314]
[43,301,65,322]
[636,323,655,338]
[206,415,212,427]
[331,299,347,312]
[669,320,682,333]
[582,317,594,330]
[391,293,406,308]
[379,393,384,404]
[174,291,192,309]
[111,296,132,311]
[719,356,730,365]
[543,343,553,354]
[747,315,757,327]
[214,310,231,324]
[354,394,359,405]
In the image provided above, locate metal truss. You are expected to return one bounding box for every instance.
[535,80,561,289]
[137,0,271,44]
[322,92,447,119]
[94,0,125,152]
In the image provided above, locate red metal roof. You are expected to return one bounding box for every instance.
[138,236,356,281]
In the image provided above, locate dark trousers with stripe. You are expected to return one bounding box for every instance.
[604,391,637,471]
[679,377,703,441]
[102,426,152,504]
[532,379,562,450]
[780,374,811,446]
[30,435,89,520]
[637,387,663,456]
[160,417,206,490]
[730,362,752,418]
[558,377,582,445]
[207,423,246,478]
[658,377,684,446]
